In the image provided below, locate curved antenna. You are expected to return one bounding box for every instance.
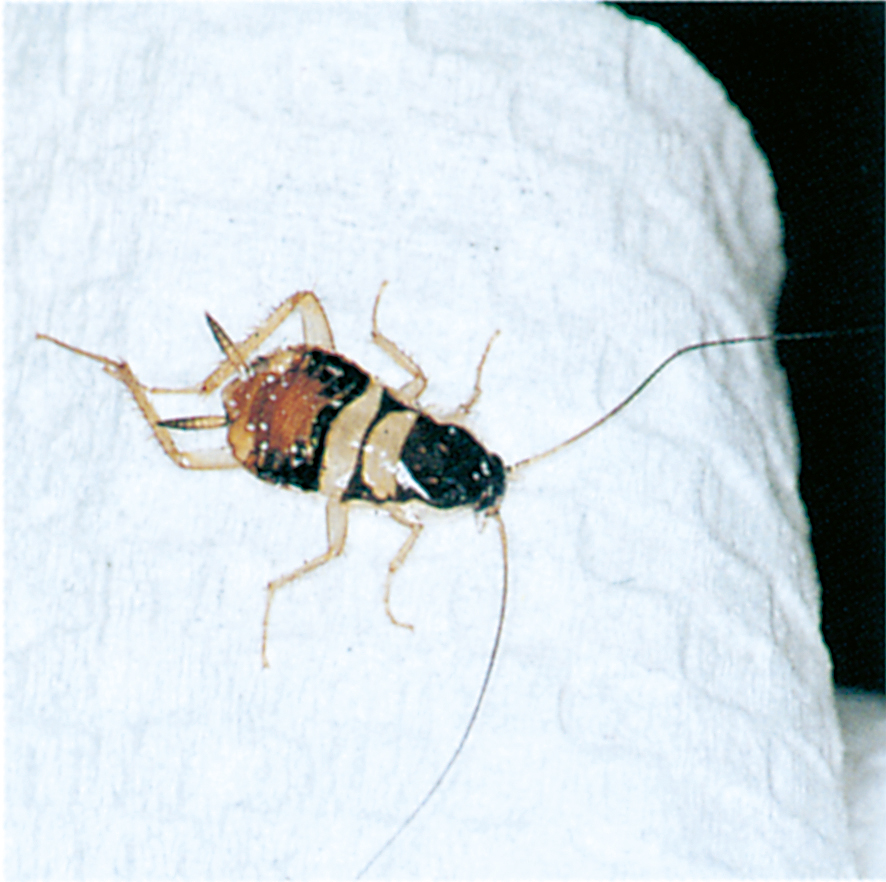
[356,513,509,879]
[508,327,881,475]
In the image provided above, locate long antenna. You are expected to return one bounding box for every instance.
[508,327,881,475]
[356,513,509,879]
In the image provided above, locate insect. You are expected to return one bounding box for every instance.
[36,287,875,877]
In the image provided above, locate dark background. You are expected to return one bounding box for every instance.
[614,3,884,693]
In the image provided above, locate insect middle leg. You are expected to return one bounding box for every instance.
[261,498,349,667]
[371,282,428,406]
[372,283,499,417]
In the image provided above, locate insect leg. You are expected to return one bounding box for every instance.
[370,282,428,406]
[382,509,427,630]
[261,498,349,668]
[452,329,500,418]
[35,334,239,470]
[151,290,335,395]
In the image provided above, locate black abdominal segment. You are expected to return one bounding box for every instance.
[399,416,505,511]
[304,350,369,400]
[374,388,409,421]
[341,399,506,511]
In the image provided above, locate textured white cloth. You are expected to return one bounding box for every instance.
[837,693,886,879]
[7,5,856,878]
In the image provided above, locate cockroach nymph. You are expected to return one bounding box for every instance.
[36,286,871,877]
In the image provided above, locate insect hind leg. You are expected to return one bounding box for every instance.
[36,333,238,471]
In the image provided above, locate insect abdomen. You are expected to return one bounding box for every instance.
[225,347,505,511]
[224,347,371,491]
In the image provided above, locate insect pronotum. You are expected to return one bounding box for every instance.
[36,286,874,877]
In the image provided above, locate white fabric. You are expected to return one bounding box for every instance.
[837,692,886,879]
[7,5,855,878]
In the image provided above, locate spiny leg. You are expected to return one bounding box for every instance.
[150,290,336,395]
[383,508,427,630]
[371,282,428,406]
[453,329,500,418]
[261,498,349,668]
[36,334,239,470]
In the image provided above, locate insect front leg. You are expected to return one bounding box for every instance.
[382,508,427,630]
[371,282,428,406]
[261,497,349,668]
[452,329,500,418]
[35,334,239,470]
